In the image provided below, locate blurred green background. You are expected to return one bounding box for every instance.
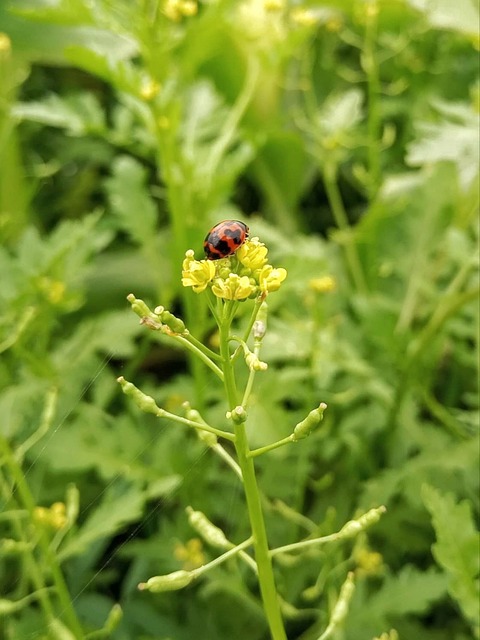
[0,1,478,639]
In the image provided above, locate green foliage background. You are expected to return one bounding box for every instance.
[0,1,478,639]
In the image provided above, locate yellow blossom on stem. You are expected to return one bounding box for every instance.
[258,265,287,293]
[212,274,256,300]
[236,237,269,271]
[309,275,336,293]
[182,250,215,293]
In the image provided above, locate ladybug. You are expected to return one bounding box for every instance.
[204,220,249,260]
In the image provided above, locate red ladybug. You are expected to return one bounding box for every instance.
[204,220,249,260]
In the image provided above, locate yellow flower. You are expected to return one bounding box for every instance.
[163,0,197,21]
[236,237,269,271]
[258,265,287,293]
[182,250,215,293]
[309,275,336,293]
[212,274,256,300]
[290,8,317,27]
[0,33,11,55]
[33,502,67,530]
[174,538,205,570]
[354,547,384,577]
[140,79,161,101]
[38,277,66,304]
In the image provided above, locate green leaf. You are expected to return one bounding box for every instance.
[369,565,449,616]
[406,101,480,191]
[406,0,480,37]
[423,485,480,633]
[317,88,363,137]
[13,92,106,135]
[346,566,449,638]
[58,484,146,561]
[1,3,137,65]
[105,156,158,245]
[65,47,149,97]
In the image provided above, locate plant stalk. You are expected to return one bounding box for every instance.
[219,312,286,640]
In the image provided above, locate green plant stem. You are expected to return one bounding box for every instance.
[173,334,224,380]
[211,442,243,479]
[0,473,55,622]
[159,410,236,441]
[363,3,381,199]
[219,311,286,640]
[323,162,367,294]
[0,436,84,639]
[248,435,294,458]
[204,58,259,189]
[185,332,222,362]
[191,537,254,578]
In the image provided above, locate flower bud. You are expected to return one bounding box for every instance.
[292,403,327,440]
[226,406,247,424]
[245,351,268,371]
[253,302,268,338]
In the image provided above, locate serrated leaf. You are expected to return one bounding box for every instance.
[317,88,363,137]
[423,485,480,631]
[406,102,479,190]
[369,565,449,616]
[105,156,158,244]
[13,92,106,135]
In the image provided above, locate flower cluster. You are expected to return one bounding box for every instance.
[163,0,197,22]
[34,502,67,530]
[182,237,287,300]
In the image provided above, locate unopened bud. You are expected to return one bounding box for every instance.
[226,406,247,424]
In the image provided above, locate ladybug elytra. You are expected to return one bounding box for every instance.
[204,220,249,260]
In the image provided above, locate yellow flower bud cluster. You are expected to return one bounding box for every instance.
[173,537,205,570]
[163,0,197,22]
[182,237,287,301]
[33,502,67,530]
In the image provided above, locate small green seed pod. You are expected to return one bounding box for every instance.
[159,309,186,334]
[127,294,153,319]
[292,402,327,440]
[138,570,193,593]
[338,506,386,539]
[117,377,161,416]
[329,572,355,626]
[186,507,230,549]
